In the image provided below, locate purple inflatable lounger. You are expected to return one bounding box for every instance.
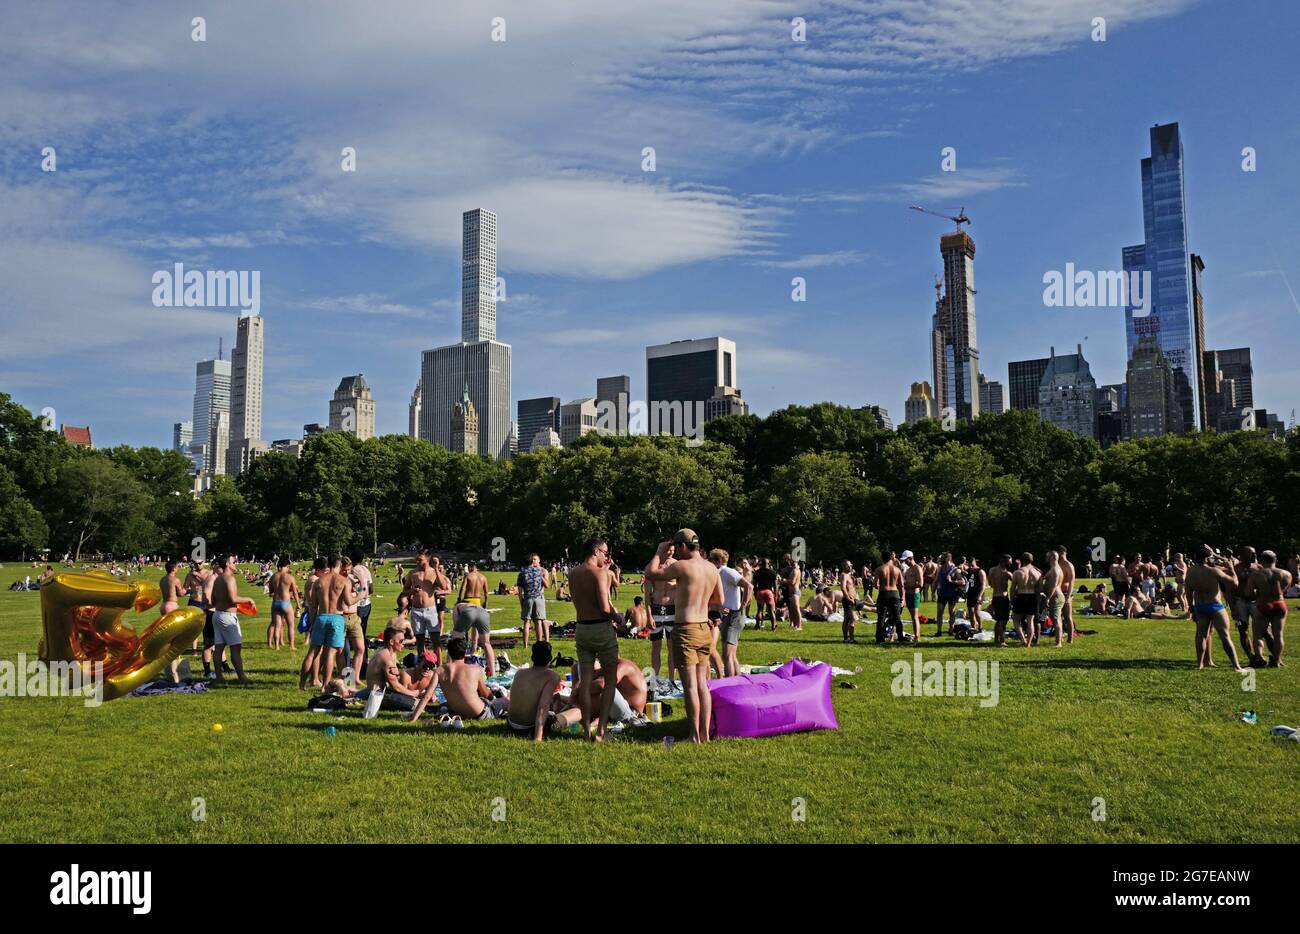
[708,658,838,739]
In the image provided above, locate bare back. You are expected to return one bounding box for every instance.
[667,554,722,624]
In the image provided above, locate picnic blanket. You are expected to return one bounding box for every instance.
[129,680,210,697]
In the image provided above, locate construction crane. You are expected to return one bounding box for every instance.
[909,204,971,231]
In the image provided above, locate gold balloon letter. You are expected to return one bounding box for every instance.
[39,572,205,702]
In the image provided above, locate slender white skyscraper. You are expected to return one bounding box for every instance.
[226,313,266,476]
[461,208,497,342]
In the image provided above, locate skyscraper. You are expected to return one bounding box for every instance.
[646,337,738,435]
[518,396,561,448]
[559,398,598,445]
[1122,122,1199,433]
[1038,344,1097,439]
[450,385,480,454]
[408,381,422,438]
[1124,336,1180,439]
[1202,347,1254,431]
[978,374,1006,414]
[420,209,513,459]
[173,421,192,454]
[1008,357,1050,411]
[596,375,631,434]
[190,357,230,474]
[330,375,376,439]
[461,208,497,343]
[226,313,265,476]
[904,381,934,425]
[930,232,980,421]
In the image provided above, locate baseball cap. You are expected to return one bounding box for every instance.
[900,550,914,561]
[672,528,699,546]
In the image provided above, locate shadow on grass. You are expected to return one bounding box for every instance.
[270,717,687,743]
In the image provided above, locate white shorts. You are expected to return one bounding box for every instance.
[410,607,440,637]
[212,609,242,646]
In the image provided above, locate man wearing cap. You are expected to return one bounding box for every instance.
[645,529,724,743]
[901,550,923,640]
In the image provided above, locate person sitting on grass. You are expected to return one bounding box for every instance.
[802,586,836,622]
[505,641,579,741]
[1088,583,1110,615]
[571,656,650,726]
[348,626,430,713]
[408,637,507,723]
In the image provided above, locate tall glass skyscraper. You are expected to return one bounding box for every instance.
[1122,122,1198,433]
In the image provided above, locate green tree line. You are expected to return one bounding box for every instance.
[2,392,1297,566]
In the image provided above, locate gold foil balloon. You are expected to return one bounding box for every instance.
[39,573,205,702]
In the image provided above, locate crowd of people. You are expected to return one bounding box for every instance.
[14,533,1294,742]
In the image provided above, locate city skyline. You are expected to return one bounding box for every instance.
[2,3,1297,449]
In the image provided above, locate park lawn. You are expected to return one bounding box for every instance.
[0,563,1296,844]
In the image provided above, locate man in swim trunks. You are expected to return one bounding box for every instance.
[1171,552,1189,614]
[901,551,923,641]
[159,559,183,617]
[875,551,904,644]
[301,555,354,689]
[1056,546,1076,643]
[1110,555,1130,601]
[645,529,724,744]
[403,549,441,657]
[751,557,778,631]
[338,556,367,683]
[1187,545,1245,672]
[922,556,938,603]
[432,556,453,633]
[646,554,678,687]
[210,554,251,684]
[505,641,577,741]
[184,559,217,676]
[453,561,497,676]
[1011,552,1042,649]
[1243,550,1290,667]
[268,556,300,650]
[1041,551,1068,647]
[839,559,859,643]
[1229,546,1259,658]
[568,537,624,741]
[988,554,1013,645]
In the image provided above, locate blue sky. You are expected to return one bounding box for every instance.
[1,0,1296,447]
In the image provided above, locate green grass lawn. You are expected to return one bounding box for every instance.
[0,562,1296,843]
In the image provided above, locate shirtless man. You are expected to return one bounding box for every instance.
[988,554,1013,645]
[875,552,904,644]
[1041,551,1067,647]
[302,555,354,689]
[159,560,183,616]
[432,557,453,633]
[453,561,496,676]
[411,637,507,722]
[751,558,778,631]
[573,656,648,726]
[210,554,251,683]
[1229,546,1259,659]
[568,538,624,741]
[1056,546,1076,643]
[184,559,216,676]
[339,556,367,683]
[1089,583,1110,614]
[783,555,804,631]
[356,625,428,713]
[839,560,859,643]
[1171,552,1189,614]
[645,529,723,744]
[902,551,923,641]
[403,550,441,657]
[268,557,300,650]
[625,595,652,637]
[1110,555,1130,603]
[922,556,938,603]
[1186,545,1245,672]
[1011,553,1043,649]
[1243,550,1290,667]
[505,641,573,741]
[646,555,678,687]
